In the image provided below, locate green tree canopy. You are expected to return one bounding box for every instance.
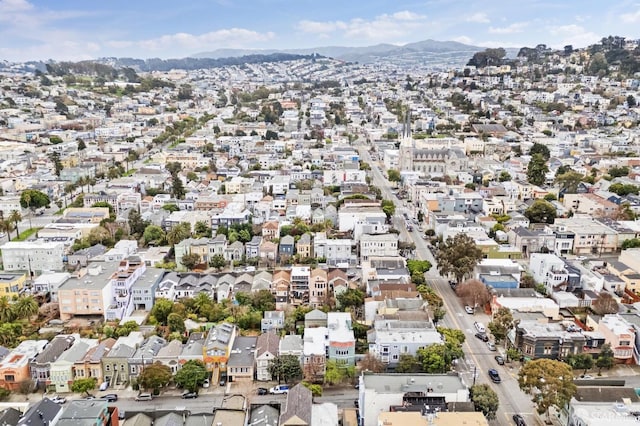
[20,189,50,210]
[269,355,303,384]
[71,378,97,396]
[337,288,365,309]
[518,359,576,420]
[150,298,174,325]
[381,199,395,220]
[209,254,226,270]
[529,143,551,160]
[138,362,172,393]
[596,343,614,373]
[174,360,208,392]
[470,384,499,420]
[524,199,557,224]
[181,253,201,271]
[487,306,514,344]
[527,153,549,186]
[143,225,166,246]
[436,233,483,283]
[555,171,585,194]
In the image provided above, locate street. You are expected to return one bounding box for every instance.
[359,146,541,426]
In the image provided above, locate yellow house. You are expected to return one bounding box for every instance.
[0,273,26,298]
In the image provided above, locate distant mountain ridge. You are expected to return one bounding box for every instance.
[193,39,486,64]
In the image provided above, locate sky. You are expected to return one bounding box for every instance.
[1,0,639,62]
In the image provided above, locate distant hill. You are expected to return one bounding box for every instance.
[193,39,487,66]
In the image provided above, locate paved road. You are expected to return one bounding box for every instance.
[359,146,541,426]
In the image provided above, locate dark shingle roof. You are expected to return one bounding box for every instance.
[280,384,312,425]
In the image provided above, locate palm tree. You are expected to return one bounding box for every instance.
[0,296,15,323]
[193,292,212,315]
[14,296,39,321]
[0,219,14,242]
[9,210,22,239]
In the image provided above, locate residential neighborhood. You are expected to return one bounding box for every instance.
[4,35,640,426]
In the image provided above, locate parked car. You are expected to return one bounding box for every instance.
[257,387,268,395]
[578,374,594,380]
[269,385,290,394]
[99,381,109,391]
[464,305,474,314]
[474,322,486,333]
[219,375,227,387]
[135,393,153,401]
[118,410,126,420]
[494,355,505,365]
[50,396,66,404]
[488,369,501,383]
[487,341,497,351]
[512,414,527,426]
[181,391,198,399]
[102,394,118,402]
[203,378,210,388]
[475,332,489,342]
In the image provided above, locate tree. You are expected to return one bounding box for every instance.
[138,362,172,393]
[171,176,186,199]
[8,210,22,239]
[524,199,557,224]
[167,312,186,333]
[48,152,63,176]
[167,222,191,246]
[417,344,446,373]
[0,296,15,323]
[181,253,201,271]
[150,298,174,325]
[436,233,483,284]
[406,259,432,276]
[555,171,584,194]
[529,143,551,160]
[518,359,576,421]
[565,353,594,376]
[128,209,148,237]
[209,254,226,271]
[359,353,385,373]
[71,378,97,396]
[387,169,401,185]
[381,199,395,221]
[596,343,614,373]
[174,360,208,392]
[337,288,365,309]
[269,355,303,384]
[467,47,506,67]
[194,221,211,238]
[250,289,276,312]
[487,307,514,344]
[162,203,180,213]
[608,166,629,178]
[19,189,50,212]
[143,225,166,246]
[13,295,38,320]
[498,171,512,182]
[395,354,422,373]
[592,292,619,314]
[527,153,549,186]
[302,382,323,398]
[470,384,499,420]
[456,279,491,309]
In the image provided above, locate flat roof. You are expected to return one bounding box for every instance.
[362,373,466,394]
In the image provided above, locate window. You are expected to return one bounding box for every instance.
[543,345,552,355]
[620,340,631,346]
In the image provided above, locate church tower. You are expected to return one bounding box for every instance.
[398,113,413,171]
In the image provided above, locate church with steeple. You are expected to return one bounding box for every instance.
[397,114,468,177]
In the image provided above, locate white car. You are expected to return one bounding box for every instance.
[50,396,66,404]
[487,341,496,351]
[474,322,486,333]
[576,256,587,261]
[464,306,475,314]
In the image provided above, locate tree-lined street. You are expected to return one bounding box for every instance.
[359,145,541,426]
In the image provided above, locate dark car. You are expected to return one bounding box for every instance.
[475,332,489,342]
[257,387,268,395]
[488,369,501,383]
[512,414,527,426]
[102,394,118,402]
[181,391,198,399]
[219,376,227,386]
[494,355,505,365]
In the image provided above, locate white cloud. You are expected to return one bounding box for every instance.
[0,0,33,13]
[295,10,427,42]
[621,9,640,23]
[453,36,473,44]
[547,24,600,48]
[127,28,275,52]
[465,13,490,24]
[488,22,528,34]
